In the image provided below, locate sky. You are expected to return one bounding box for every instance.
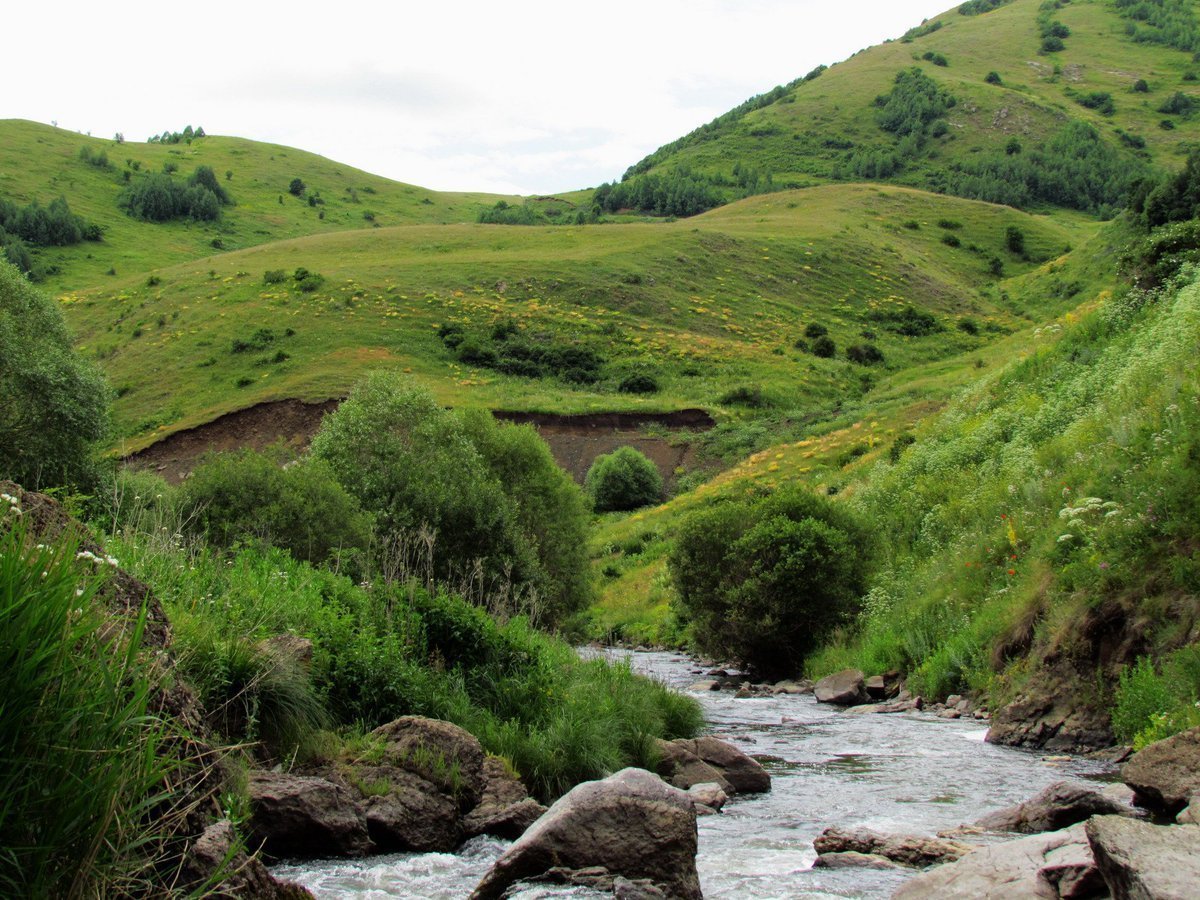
[11,1,954,195]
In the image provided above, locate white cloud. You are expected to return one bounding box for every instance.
[14,0,954,193]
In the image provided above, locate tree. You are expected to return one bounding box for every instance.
[585,447,663,512]
[669,487,872,677]
[288,178,306,197]
[311,373,590,622]
[181,448,371,565]
[0,261,109,491]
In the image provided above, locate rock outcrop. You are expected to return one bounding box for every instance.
[470,768,701,900]
[813,826,974,868]
[1085,815,1200,900]
[974,780,1134,834]
[1120,725,1200,815]
[891,822,1102,899]
[813,669,868,706]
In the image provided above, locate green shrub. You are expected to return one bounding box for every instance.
[312,373,589,621]
[846,343,885,365]
[0,261,110,492]
[1075,91,1115,116]
[586,447,663,512]
[181,448,371,565]
[1133,78,1149,93]
[288,178,306,197]
[721,384,770,406]
[941,233,962,248]
[263,269,287,284]
[1158,92,1195,116]
[804,322,829,339]
[985,71,1002,84]
[1006,225,1026,255]
[670,487,873,677]
[618,373,660,394]
[811,335,837,357]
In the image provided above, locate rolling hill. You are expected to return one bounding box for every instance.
[58,184,1091,447]
[615,0,1200,214]
[0,119,518,291]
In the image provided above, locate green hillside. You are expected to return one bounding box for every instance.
[59,184,1091,447]
[0,119,516,291]
[613,0,1200,215]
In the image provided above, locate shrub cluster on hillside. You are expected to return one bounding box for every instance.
[939,121,1143,216]
[1115,0,1200,52]
[0,195,100,278]
[120,165,231,223]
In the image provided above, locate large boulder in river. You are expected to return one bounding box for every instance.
[813,826,973,868]
[670,735,770,794]
[247,772,372,858]
[1085,815,1200,900]
[469,768,701,900]
[974,780,1134,834]
[814,669,868,706]
[1120,725,1200,815]
[354,765,463,852]
[891,822,1103,900]
[371,716,487,810]
[654,739,732,794]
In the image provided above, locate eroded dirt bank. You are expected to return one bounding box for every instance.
[127,400,714,487]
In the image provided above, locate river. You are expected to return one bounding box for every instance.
[274,650,1114,898]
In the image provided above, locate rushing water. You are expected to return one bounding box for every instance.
[275,650,1114,899]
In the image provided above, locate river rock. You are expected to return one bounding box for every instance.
[463,756,547,840]
[687,781,727,813]
[974,780,1134,834]
[669,735,771,794]
[655,739,733,794]
[371,716,487,810]
[891,822,1102,900]
[772,680,807,695]
[813,826,974,868]
[183,819,314,898]
[813,851,905,870]
[1177,794,1200,824]
[469,768,701,900]
[1120,725,1200,815]
[1085,814,1200,899]
[688,680,720,692]
[814,669,868,705]
[247,772,372,858]
[865,675,888,699]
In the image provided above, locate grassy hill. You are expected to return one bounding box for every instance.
[0,119,517,291]
[58,184,1093,447]
[616,0,1200,213]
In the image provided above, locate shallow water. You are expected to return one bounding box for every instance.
[275,650,1113,899]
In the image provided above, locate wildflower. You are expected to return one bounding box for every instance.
[1007,569,1016,575]
[1099,562,1110,570]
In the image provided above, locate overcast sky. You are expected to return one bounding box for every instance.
[12,1,953,195]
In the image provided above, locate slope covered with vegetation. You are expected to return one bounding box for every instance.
[59,184,1087,447]
[0,119,516,289]
[608,0,1200,217]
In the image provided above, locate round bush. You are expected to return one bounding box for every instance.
[618,373,659,394]
[810,335,837,358]
[669,487,872,677]
[586,447,663,512]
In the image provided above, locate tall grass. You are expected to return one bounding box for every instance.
[0,516,193,896]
